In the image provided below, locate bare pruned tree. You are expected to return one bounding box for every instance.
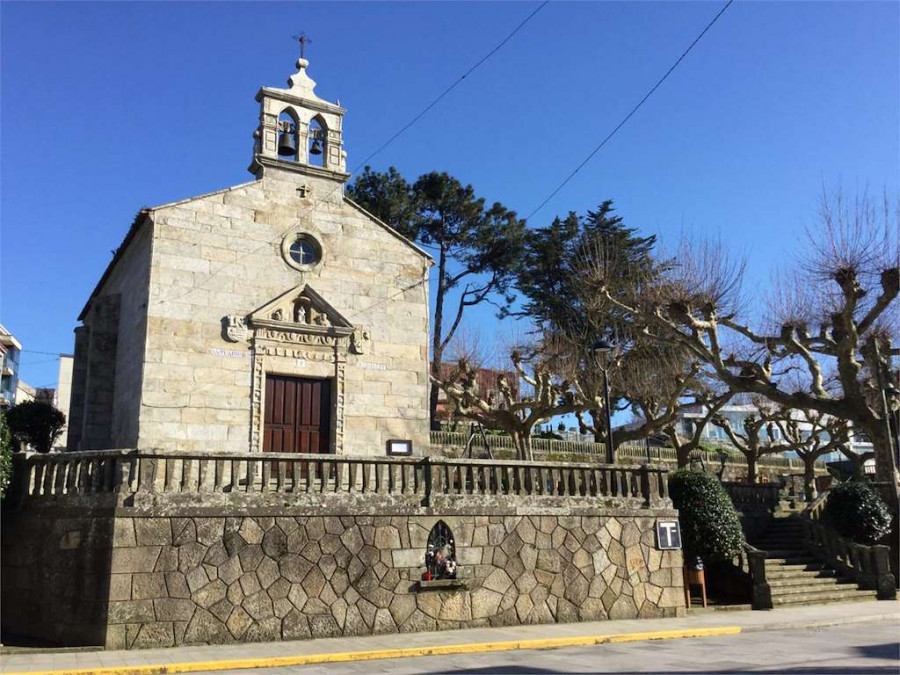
[433,350,594,461]
[589,191,899,489]
[660,391,732,468]
[773,408,850,500]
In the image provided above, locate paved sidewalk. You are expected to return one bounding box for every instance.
[2,600,897,675]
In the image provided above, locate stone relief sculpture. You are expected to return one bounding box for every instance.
[349,327,370,355]
[223,315,248,342]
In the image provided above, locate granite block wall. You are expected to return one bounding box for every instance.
[1,507,684,649]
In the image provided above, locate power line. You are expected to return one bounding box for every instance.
[352,1,550,173]
[164,2,548,306]
[525,0,735,221]
[21,349,62,357]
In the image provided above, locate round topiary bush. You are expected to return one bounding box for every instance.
[823,480,893,545]
[669,470,744,563]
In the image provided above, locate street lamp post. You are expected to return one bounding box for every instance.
[592,339,616,465]
[883,381,900,473]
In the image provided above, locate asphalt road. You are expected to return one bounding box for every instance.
[213,621,899,675]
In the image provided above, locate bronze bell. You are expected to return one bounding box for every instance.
[309,138,323,156]
[277,125,297,157]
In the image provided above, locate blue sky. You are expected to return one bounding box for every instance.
[1,1,898,396]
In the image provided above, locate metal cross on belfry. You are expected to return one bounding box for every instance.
[293,32,312,59]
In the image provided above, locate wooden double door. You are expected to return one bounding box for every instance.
[263,375,332,455]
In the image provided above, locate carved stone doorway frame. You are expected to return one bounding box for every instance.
[246,285,355,455]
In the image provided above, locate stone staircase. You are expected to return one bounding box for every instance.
[753,517,879,607]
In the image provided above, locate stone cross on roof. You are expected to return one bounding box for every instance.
[293,32,312,60]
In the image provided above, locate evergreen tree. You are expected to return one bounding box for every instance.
[512,200,656,337]
[348,168,526,428]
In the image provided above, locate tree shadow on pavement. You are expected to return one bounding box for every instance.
[853,642,900,661]
[426,667,898,674]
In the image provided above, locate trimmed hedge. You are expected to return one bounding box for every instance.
[823,480,893,545]
[0,412,11,498]
[669,470,744,563]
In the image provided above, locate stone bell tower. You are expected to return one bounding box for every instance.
[249,49,349,183]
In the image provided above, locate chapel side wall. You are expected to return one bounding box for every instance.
[140,171,429,455]
[1,505,684,649]
[69,224,153,450]
[106,224,154,448]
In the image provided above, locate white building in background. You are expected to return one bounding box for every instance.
[14,380,36,405]
[674,400,875,470]
[674,403,786,445]
[0,324,22,409]
[54,354,74,449]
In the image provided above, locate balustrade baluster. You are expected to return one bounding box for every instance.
[276,461,285,491]
[116,456,132,493]
[398,463,408,495]
[245,459,256,492]
[177,459,192,492]
[42,459,56,495]
[65,459,79,493]
[260,461,271,492]
[161,458,174,492]
[361,462,371,493]
[53,458,68,495]
[91,459,104,493]
[344,461,354,493]
[335,461,345,493]
[303,461,312,492]
[228,459,241,492]
[79,459,90,493]
[193,459,208,493]
[103,457,114,492]
[208,459,220,492]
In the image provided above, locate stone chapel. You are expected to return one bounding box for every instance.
[67,55,432,456]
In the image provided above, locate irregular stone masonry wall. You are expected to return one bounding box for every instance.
[1,509,684,649]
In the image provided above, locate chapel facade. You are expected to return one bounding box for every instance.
[67,55,432,457]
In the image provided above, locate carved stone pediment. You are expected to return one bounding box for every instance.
[248,284,354,338]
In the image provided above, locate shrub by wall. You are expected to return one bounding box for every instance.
[669,470,744,563]
[823,480,893,545]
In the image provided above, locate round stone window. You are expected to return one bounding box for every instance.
[281,232,323,271]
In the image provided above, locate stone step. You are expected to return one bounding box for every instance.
[772,589,878,606]
[765,565,827,575]
[763,529,805,537]
[770,580,858,596]
[765,568,838,581]
[764,557,820,567]
[767,575,844,589]
[763,550,808,559]
[765,525,805,532]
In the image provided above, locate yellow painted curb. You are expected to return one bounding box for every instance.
[5,626,741,675]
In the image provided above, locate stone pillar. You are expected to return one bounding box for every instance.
[81,294,120,450]
[66,326,91,452]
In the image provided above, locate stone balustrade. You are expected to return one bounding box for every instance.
[431,431,822,472]
[739,542,773,609]
[801,491,896,600]
[721,482,781,514]
[10,451,670,510]
[3,451,684,649]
